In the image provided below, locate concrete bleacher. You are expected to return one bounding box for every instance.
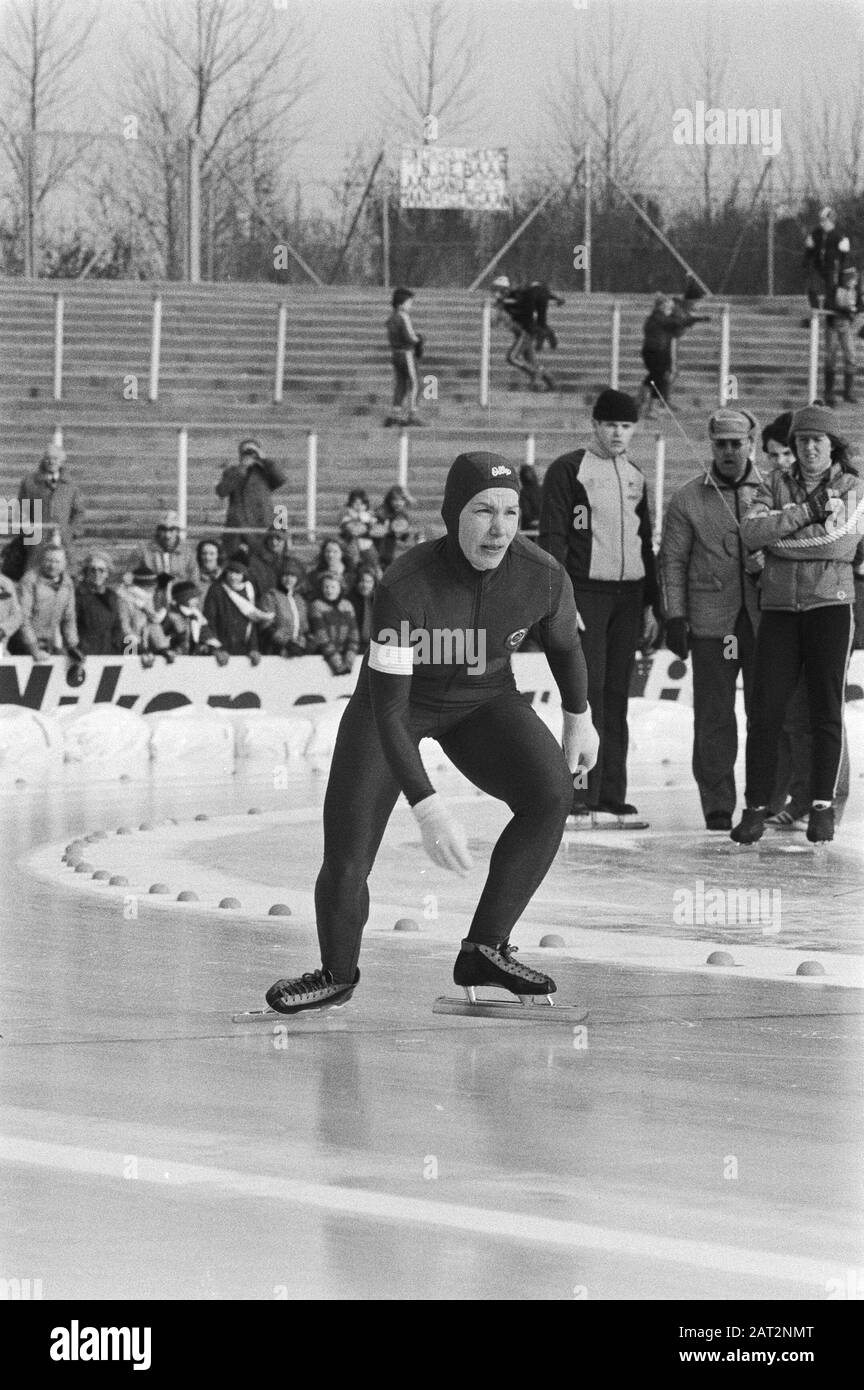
[0,279,860,557]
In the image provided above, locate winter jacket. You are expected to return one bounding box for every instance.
[261,589,309,651]
[803,225,850,286]
[0,574,22,645]
[163,606,220,655]
[17,471,85,568]
[658,466,763,637]
[641,307,691,356]
[740,462,864,611]
[75,586,126,655]
[308,596,359,671]
[386,309,420,353]
[216,456,288,550]
[17,570,78,655]
[203,581,263,655]
[538,447,659,608]
[128,539,198,583]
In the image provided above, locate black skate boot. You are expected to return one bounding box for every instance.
[265,967,359,1016]
[453,939,557,1005]
[806,804,835,844]
[730,807,766,844]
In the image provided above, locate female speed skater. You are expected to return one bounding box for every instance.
[265,451,599,1015]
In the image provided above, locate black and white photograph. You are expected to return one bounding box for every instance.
[0,0,862,1342]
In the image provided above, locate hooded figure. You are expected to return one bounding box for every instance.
[263,450,599,1019]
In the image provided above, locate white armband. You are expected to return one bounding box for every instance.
[369,640,414,675]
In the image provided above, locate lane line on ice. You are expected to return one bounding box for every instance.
[0,1132,842,1290]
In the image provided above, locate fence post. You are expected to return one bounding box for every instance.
[52,426,63,448]
[177,427,189,533]
[306,431,318,541]
[718,304,731,405]
[584,144,592,294]
[398,429,409,489]
[525,433,536,468]
[808,309,821,402]
[274,302,287,403]
[653,433,665,549]
[187,134,201,285]
[610,300,621,389]
[149,295,162,403]
[480,297,491,407]
[53,294,64,402]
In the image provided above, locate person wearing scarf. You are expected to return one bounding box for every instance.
[203,558,273,663]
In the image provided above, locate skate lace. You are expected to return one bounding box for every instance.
[283,969,332,998]
[496,943,542,980]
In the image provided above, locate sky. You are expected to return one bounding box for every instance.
[6,0,864,214]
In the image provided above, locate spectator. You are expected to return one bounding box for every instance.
[196,538,223,597]
[261,559,310,657]
[371,486,422,570]
[658,408,763,830]
[384,287,425,428]
[803,206,850,313]
[129,511,197,583]
[824,264,863,405]
[309,573,360,676]
[216,440,287,556]
[116,564,174,665]
[203,556,272,661]
[339,488,379,568]
[75,551,126,656]
[518,463,542,532]
[0,573,22,654]
[490,275,556,392]
[758,415,851,829]
[349,564,378,655]
[163,580,224,658]
[247,523,288,599]
[310,536,354,594]
[636,293,707,418]
[732,403,864,845]
[11,443,85,578]
[538,388,660,824]
[11,545,81,664]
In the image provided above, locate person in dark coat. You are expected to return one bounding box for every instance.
[308,573,360,675]
[216,440,287,557]
[518,464,542,532]
[16,443,85,574]
[349,564,378,655]
[203,557,273,662]
[261,559,310,657]
[803,206,851,311]
[75,551,126,656]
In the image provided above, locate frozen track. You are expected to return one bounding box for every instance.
[1,772,863,1300]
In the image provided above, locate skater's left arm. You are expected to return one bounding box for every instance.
[367,585,435,806]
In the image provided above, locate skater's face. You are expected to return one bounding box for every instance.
[764,440,795,470]
[711,437,750,479]
[458,488,520,570]
[593,420,635,457]
[795,432,832,475]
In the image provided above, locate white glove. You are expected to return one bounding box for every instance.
[412,793,473,875]
[562,707,599,775]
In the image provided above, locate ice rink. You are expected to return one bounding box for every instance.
[2,754,862,1305]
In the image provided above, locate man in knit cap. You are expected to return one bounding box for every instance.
[538,388,660,826]
[659,407,763,830]
[263,450,598,1016]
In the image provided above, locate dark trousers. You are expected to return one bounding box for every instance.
[573,585,643,807]
[690,608,757,819]
[314,689,573,981]
[641,347,672,401]
[770,674,851,818]
[745,606,854,807]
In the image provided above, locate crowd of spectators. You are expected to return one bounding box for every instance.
[0,443,413,674]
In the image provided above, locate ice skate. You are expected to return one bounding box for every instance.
[730,807,766,844]
[232,967,359,1022]
[434,941,588,1021]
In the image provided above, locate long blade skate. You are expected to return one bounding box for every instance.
[434,989,588,1022]
[231,999,353,1024]
[564,812,649,832]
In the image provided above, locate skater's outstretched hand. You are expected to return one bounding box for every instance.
[562,707,599,775]
[412,793,473,875]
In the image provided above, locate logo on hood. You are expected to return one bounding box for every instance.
[505,628,528,649]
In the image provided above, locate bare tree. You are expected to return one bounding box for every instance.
[108,0,317,276]
[547,1,660,209]
[800,45,864,200]
[379,0,486,142]
[0,0,99,272]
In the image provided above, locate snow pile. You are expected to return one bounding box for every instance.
[146,707,235,777]
[0,707,64,784]
[230,710,314,765]
[58,705,150,780]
